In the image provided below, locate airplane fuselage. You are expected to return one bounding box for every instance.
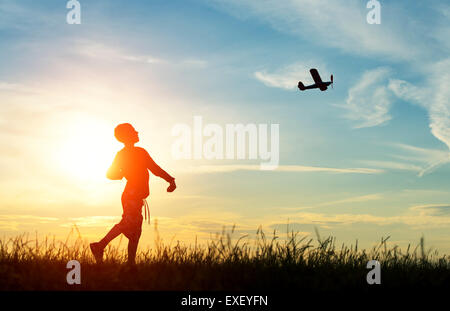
[298,68,333,91]
[302,82,331,91]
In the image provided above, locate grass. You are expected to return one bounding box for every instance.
[1,222,449,292]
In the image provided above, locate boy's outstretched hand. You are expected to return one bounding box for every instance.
[167,179,176,192]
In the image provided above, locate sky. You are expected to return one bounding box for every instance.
[0,0,449,254]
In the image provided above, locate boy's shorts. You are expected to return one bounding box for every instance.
[117,193,144,240]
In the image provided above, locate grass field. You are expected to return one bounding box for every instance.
[1,222,449,292]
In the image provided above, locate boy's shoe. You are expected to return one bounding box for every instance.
[90,242,104,264]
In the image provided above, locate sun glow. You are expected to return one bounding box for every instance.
[55,116,119,183]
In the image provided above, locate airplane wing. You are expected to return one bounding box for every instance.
[310,69,323,84]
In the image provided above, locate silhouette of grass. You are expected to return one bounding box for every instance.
[0,221,449,291]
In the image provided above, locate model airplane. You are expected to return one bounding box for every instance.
[298,69,333,91]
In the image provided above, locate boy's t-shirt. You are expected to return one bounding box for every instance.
[110,146,172,199]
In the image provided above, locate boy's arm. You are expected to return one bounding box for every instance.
[146,151,176,192]
[106,153,123,180]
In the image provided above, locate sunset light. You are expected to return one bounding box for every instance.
[55,116,117,183]
[1,0,450,298]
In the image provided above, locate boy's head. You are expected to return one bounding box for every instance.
[114,123,139,144]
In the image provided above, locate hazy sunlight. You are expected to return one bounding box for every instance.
[55,116,118,183]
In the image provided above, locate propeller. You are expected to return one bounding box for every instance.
[331,74,334,89]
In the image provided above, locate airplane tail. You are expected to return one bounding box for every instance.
[331,74,333,89]
[298,81,306,91]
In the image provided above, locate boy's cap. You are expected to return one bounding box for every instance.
[114,123,135,143]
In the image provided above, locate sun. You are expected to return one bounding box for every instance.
[55,117,119,183]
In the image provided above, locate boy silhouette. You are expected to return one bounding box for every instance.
[90,123,176,265]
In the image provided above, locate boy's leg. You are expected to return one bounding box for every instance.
[127,235,140,265]
[97,193,130,249]
[98,224,122,248]
[90,223,122,263]
[121,195,144,265]
[126,225,142,265]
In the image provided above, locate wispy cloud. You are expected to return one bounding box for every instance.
[121,55,167,64]
[390,60,450,150]
[76,41,166,64]
[271,193,383,212]
[0,214,58,222]
[388,59,450,175]
[181,164,383,174]
[410,204,450,217]
[0,214,59,231]
[60,216,120,228]
[393,143,450,162]
[360,160,422,173]
[388,79,428,109]
[254,61,329,90]
[318,194,383,207]
[211,0,450,177]
[279,210,450,228]
[208,0,424,60]
[359,143,450,177]
[338,67,392,128]
[75,41,207,68]
[430,4,450,52]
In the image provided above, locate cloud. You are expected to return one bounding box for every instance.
[318,194,383,207]
[430,5,450,52]
[359,160,422,173]
[388,59,450,175]
[410,204,450,217]
[388,79,428,109]
[75,41,166,64]
[270,194,383,213]
[338,67,392,128]
[278,210,450,228]
[209,0,449,176]
[273,197,450,229]
[0,214,59,231]
[60,216,120,228]
[208,0,423,60]
[212,1,450,177]
[359,143,450,177]
[122,54,167,64]
[75,41,207,68]
[181,164,383,174]
[264,193,383,214]
[389,61,450,153]
[0,214,58,222]
[254,61,329,90]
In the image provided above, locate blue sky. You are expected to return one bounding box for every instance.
[0,0,450,253]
